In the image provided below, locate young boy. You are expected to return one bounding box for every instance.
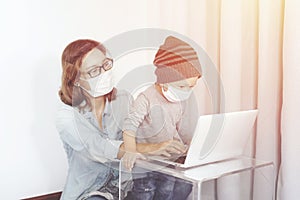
[122,36,202,200]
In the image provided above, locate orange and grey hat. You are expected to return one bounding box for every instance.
[153,36,202,84]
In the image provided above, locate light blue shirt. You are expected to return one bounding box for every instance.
[55,90,131,200]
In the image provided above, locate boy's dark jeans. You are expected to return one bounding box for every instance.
[128,171,192,200]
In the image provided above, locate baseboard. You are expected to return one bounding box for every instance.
[21,192,62,200]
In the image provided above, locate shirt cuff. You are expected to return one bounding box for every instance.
[104,139,123,160]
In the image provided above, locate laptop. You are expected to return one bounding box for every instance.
[146,109,258,168]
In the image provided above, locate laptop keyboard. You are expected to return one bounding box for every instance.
[174,155,187,164]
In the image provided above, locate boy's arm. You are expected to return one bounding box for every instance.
[121,130,141,170]
[123,130,137,152]
[117,141,159,159]
[122,93,150,154]
[176,95,199,145]
[118,140,187,158]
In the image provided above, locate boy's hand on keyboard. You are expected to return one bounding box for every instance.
[151,140,187,157]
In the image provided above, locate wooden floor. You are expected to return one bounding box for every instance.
[21,192,62,200]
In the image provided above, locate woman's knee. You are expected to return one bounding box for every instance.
[84,196,107,200]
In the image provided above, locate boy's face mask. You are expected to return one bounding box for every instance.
[79,70,114,97]
[162,85,192,102]
[161,76,199,102]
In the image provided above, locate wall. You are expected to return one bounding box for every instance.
[0,0,152,199]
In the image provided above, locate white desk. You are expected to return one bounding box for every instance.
[121,157,274,200]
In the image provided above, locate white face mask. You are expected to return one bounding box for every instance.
[79,70,114,97]
[162,85,192,102]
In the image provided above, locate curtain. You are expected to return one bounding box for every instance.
[277,0,300,199]
[148,0,300,199]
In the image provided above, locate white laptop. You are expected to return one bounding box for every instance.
[147,109,258,168]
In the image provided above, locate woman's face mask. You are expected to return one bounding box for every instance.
[78,48,114,97]
[162,85,193,102]
[79,70,114,97]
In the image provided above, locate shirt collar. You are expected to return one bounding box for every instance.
[103,97,111,115]
[80,97,111,118]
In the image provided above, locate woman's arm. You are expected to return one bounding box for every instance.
[56,106,123,162]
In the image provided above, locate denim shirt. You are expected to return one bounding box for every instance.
[55,90,132,200]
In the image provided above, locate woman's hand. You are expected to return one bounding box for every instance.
[122,151,146,171]
[149,140,188,157]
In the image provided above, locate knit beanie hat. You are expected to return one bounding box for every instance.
[154,36,202,84]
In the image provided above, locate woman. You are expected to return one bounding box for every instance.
[56,39,186,200]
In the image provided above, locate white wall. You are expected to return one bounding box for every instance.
[0,0,152,199]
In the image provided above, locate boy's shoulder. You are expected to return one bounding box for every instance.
[114,89,133,102]
[139,84,158,97]
[115,88,131,97]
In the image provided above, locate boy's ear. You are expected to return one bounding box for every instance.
[161,84,168,92]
